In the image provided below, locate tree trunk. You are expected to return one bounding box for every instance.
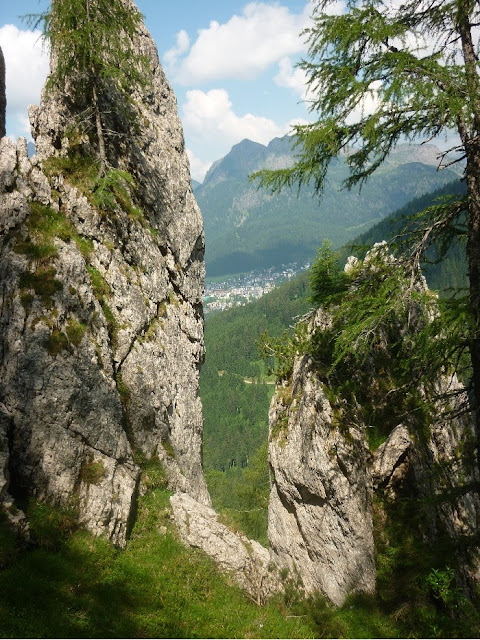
[458,5,480,474]
[0,46,6,138]
[92,80,107,174]
[465,158,480,475]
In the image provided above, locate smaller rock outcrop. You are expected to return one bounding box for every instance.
[266,247,480,605]
[171,492,281,604]
[268,351,375,606]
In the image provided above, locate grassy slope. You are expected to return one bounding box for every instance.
[0,470,318,639]
[2,469,476,639]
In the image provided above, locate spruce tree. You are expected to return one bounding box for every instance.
[253,0,480,471]
[28,0,149,172]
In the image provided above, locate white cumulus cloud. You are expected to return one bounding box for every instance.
[163,29,190,68]
[0,24,49,139]
[187,149,212,183]
[182,88,291,156]
[274,56,309,99]
[164,2,314,84]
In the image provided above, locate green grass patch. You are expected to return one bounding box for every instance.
[116,371,131,406]
[27,501,78,552]
[19,266,63,308]
[14,201,94,264]
[87,266,119,347]
[80,459,107,485]
[45,329,70,356]
[43,155,145,224]
[65,318,87,347]
[1,482,478,639]
[0,491,318,639]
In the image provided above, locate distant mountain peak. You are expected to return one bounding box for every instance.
[195,133,461,278]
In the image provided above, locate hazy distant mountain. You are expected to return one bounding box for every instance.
[195,136,460,277]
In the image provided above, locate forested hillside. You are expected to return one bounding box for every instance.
[195,136,461,276]
[201,178,469,540]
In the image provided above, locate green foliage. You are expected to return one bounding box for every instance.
[250,0,480,470]
[27,501,78,552]
[259,322,310,382]
[115,371,131,407]
[202,273,311,474]
[87,266,119,346]
[43,154,99,196]
[252,1,474,195]
[45,329,70,357]
[0,491,318,639]
[0,513,19,570]
[80,458,106,485]
[309,238,349,306]
[91,168,144,221]
[140,456,168,492]
[87,265,110,300]
[15,199,94,264]
[1,483,478,638]
[26,0,150,164]
[206,442,270,546]
[65,318,87,347]
[19,266,63,308]
[44,155,143,222]
[426,567,460,607]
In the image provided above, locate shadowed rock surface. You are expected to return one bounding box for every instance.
[171,492,282,604]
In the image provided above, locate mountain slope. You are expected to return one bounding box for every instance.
[195,136,461,277]
[202,177,466,477]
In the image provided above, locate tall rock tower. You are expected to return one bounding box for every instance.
[0,1,209,546]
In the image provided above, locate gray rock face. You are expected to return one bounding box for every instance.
[171,492,281,604]
[268,343,376,606]
[373,411,480,583]
[0,3,209,546]
[267,259,480,605]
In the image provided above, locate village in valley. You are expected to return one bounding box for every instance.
[203,262,310,314]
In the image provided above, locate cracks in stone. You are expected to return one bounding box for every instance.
[183,232,204,276]
[375,447,411,492]
[115,298,167,375]
[125,470,140,541]
[69,424,118,462]
[336,454,354,486]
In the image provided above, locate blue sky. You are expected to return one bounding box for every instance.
[0,1,319,181]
